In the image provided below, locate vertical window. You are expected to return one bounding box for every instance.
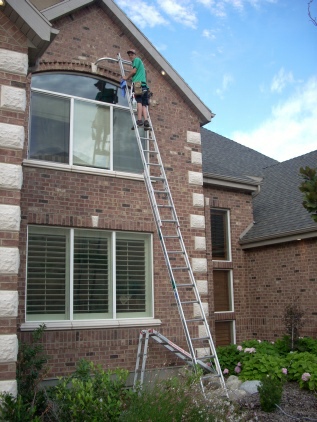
[26,227,152,321]
[215,321,235,346]
[210,209,230,260]
[213,270,233,312]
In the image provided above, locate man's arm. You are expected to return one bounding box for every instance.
[122,67,136,81]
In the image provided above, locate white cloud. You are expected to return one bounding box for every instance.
[271,68,295,93]
[197,0,277,17]
[158,0,198,28]
[216,73,234,98]
[202,29,217,40]
[232,77,317,161]
[115,0,168,28]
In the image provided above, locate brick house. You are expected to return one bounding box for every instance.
[0,0,316,395]
[202,129,317,345]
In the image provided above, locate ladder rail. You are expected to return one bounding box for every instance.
[104,53,227,395]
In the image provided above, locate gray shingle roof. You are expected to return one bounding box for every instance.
[201,128,278,182]
[241,150,317,243]
[201,128,317,243]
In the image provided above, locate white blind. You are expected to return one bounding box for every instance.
[27,233,66,315]
[116,239,146,313]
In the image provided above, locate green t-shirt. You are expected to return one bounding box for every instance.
[132,57,147,86]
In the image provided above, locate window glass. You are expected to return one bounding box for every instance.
[210,209,230,260]
[31,73,127,107]
[113,108,143,173]
[213,270,233,312]
[26,227,152,321]
[29,73,143,174]
[29,92,70,163]
[73,100,110,169]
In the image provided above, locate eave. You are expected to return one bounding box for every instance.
[239,227,317,250]
[41,0,214,126]
[203,172,259,193]
[3,0,59,67]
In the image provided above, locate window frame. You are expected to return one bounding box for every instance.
[210,208,232,262]
[27,73,145,178]
[213,269,234,313]
[23,226,159,330]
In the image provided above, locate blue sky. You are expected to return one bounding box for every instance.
[114,0,317,162]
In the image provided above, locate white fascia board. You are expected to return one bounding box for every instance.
[240,229,317,249]
[6,0,57,42]
[203,176,258,193]
[42,0,213,125]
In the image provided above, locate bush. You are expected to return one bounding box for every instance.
[257,375,283,412]
[50,359,132,421]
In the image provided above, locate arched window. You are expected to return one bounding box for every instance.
[29,73,143,173]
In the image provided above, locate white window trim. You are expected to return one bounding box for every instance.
[213,269,234,313]
[211,208,232,262]
[25,226,156,327]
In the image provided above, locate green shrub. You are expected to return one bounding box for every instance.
[286,351,317,390]
[215,344,241,376]
[239,354,287,382]
[257,375,283,412]
[50,359,131,421]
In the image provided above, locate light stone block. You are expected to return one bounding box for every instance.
[0,49,28,75]
[197,280,208,295]
[192,258,207,273]
[188,171,203,186]
[0,123,24,150]
[0,85,26,112]
[190,214,205,229]
[193,302,209,317]
[0,291,18,317]
[0,247,20,274]
[0,380,17,397]
[0,163,23,190]
[0,335,18,363]
[195,347,211,358]
[187,131,201,145]
[194,236,206,251]
[192,193,204,207]
[198,324,208,338]
[191,151,202,165]
[0,205,20,231]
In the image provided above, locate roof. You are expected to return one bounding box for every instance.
[201,128,317,246]
[28,0,214,125]
[240,150,317,247]
[201,128,278,190]
[3,0,59,67]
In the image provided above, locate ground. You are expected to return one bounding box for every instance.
[240,382,317,421]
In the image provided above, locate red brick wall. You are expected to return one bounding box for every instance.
[244,239,317,341]
[18,3,205,378]
[204,184,317,345]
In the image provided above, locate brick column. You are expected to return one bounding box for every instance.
[0,47,28,396]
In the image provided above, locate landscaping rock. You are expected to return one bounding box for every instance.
[239,380,261,395]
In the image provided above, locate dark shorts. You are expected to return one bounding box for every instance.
[134,87,149,106]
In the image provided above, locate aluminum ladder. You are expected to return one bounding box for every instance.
[95,54,227,396]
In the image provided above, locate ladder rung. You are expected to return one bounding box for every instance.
[163,235,180,239]
[172,267,189,271]
[143,149,158,153]
[192,336,210,341]
[146,163,161,167]
[181,300,199,304]
[167,250,184,254]
[161,219,177,223]
[157,205,172,208]
[198,355,215,360]
[153,190,170,194]
[186,317,204,322]
[176,283,194,287]
[151,177,165,181]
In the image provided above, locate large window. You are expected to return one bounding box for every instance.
[29,73,144,174]
[26,226,153,322]
[213,270,233,312]
[210,209,231,261]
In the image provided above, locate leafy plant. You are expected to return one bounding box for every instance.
[215,344,242,376]
[51,359,131,421]
[257,374,283,412]
[239,354,287,382]
[299,166,317,222]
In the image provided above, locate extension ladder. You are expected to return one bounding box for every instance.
[94,54,227,396]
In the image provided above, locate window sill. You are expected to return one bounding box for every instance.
[23,159,144,182]
[20,318,162,331]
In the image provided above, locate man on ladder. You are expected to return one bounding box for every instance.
[122,49,151,130]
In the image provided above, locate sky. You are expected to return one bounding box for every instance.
[114,0,317,162]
